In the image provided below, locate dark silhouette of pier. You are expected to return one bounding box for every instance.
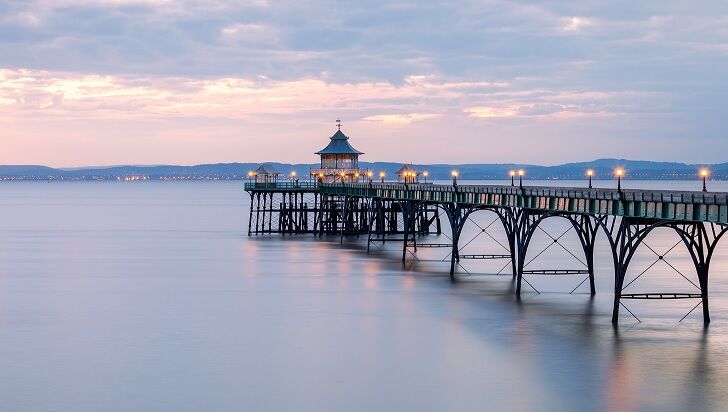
[246,181,727,324]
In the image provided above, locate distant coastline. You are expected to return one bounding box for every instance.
[0,158,725,181]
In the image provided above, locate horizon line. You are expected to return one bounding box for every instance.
[0,157,724,170]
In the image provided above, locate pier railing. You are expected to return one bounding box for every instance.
[244,181,318,191]
[319,183,728,224]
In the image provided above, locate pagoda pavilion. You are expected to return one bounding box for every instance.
[395,164,420,184]
[311,120,365,183]
[248,163,280,184]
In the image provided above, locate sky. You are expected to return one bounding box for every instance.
[0,0,727,167]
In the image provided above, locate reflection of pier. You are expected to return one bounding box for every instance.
[245,181,727,324]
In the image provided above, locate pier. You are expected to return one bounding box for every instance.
[246,180,727,324]
[244,124,728,324]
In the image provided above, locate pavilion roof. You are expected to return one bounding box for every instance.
[254,164,280,175]
[315,129,364,155]
[395,164,418,175]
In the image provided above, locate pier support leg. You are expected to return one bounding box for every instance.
[400,201,420,263]
[674,222,728,323]
[602,218,727,324]
[443,203,464,279]
[247,193,254,236]
[340,195,349,244]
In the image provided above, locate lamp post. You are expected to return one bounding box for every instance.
[510,170,515,186]
[615,168,624,192]
[367,171,373,184]
[587,169,593,189]
[423,171,429,184]
[518,169,525,188]
[380,172,385,183]
[701,169,709,192]
[451,170,458,187]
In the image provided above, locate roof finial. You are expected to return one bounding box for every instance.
[336,118,342,131]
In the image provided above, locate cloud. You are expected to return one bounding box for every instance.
[0,1,727,164]
[363,113,441,124]
[562,17,594,33]
[0,68,648,124]
[464,106,518,119]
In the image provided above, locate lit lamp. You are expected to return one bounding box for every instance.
[423,171,429,184]
[340,171,346,184]
[317,173,324,184]
[701,169,709,192]
[510,170,516,186]
[615,168,624,191]
[451,170,458,187]
[355,172,360,183]
[380,172,385,183]
[586,169,594,189]
[518,169,525,188]
[367,171,373,183]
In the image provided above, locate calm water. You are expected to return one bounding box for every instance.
[1,180,728,411]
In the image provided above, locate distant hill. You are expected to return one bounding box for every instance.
[0,159,725,181]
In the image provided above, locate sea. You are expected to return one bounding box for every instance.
[1,180,727,412]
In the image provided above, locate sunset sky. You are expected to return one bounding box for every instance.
[1,0,727,167]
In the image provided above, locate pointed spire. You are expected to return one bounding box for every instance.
[336,118,342,131]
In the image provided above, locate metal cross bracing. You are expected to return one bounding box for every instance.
[397,204,456,264]
[247,190,324,235]
[601,216,728,324]
[432,205,517,279]
[365,200,443,262]
[514,211,599,297]
[247,182,728,324]
[318,194,370,237]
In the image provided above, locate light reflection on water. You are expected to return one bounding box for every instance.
[0,181,726,411]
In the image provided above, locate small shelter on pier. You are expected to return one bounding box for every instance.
[396,164,420,184]
[311,120,365,183]
[248,164,280,184]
